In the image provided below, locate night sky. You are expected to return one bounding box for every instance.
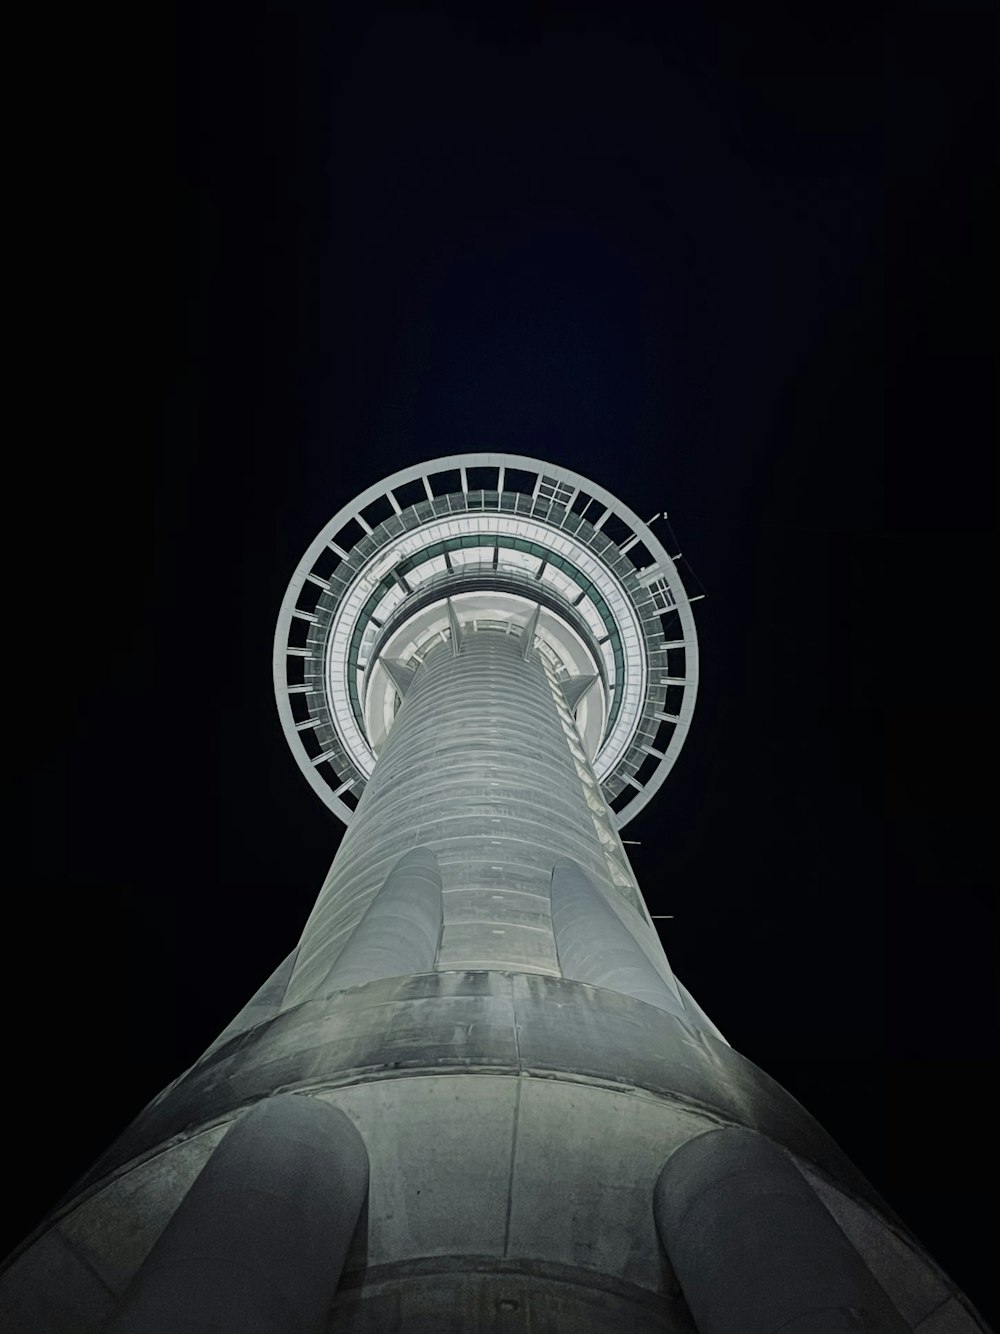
[11,3,996,1320]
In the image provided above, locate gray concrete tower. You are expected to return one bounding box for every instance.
[1,456,988,1332]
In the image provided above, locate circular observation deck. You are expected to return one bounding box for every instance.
[274,455,700,828]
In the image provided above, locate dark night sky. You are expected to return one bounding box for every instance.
[10,2,996,1320]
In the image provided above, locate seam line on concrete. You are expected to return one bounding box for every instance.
[53,1227,121,1302]
[441,889,550,902]
[440,920,552,933]
[434,961,560,974]
[503,1075,522,1260]
[333,1253,674,1308]
[911,1294,972,1332]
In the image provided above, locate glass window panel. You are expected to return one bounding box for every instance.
[580,602,605,638]
[497,548,541,575]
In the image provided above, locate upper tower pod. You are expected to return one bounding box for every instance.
[274,454,700,827]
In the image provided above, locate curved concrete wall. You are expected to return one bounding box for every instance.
[59,973,883,1203]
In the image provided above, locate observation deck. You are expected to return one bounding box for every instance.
[274,454,701,828]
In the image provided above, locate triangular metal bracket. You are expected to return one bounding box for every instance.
[561,673,598,713]
[447,598,463,656]
[382,657,418,699]
[521,603,541,660]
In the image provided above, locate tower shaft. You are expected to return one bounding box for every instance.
[288,629,665,1004]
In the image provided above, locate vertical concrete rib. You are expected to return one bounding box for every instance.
[106,1095,369,1334]
[322,846,442,991]
[551,859,684,1013]
[520,603,541,659]
[381,657,418,700]
[560,672,598,713]
[446,597,463,654]
[653,1127,909,1334]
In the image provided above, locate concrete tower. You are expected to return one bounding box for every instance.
[1,456,987,1332]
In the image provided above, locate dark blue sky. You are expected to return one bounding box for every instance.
[11,2,995,1316]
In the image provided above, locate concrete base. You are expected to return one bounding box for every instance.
[1,974,988,1333]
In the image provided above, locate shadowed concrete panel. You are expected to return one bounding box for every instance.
[653,1127,909,1334]
[0,1227,117,1334]
[58,1125,230,1298]
[674,977,729,1045]
[203,948,299,1056]
[323,846,442,992]
[551,859,684,1013]
[106,1094,368,1334]
[798,1164,984,1331]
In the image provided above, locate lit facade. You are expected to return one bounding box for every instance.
[1,456,986,1332]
